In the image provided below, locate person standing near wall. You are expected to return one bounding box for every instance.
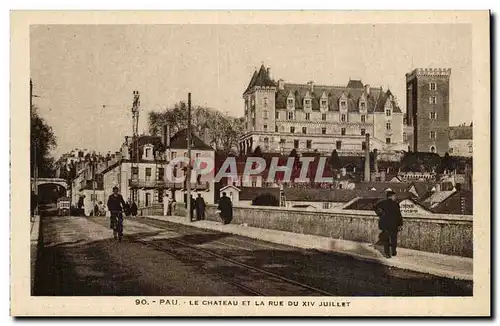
[195,193,206,220]
[373,191,403,258]
[217,192,233,225]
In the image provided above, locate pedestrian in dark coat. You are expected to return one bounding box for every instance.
[373,191,403,258]
[217,192,233,224]
[130,201,138,217]
[195,194,206,220]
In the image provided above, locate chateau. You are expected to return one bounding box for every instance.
[239,65,407,156]
[405,68,452,155]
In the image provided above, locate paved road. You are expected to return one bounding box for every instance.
[34,215,473,296]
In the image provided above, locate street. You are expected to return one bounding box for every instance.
[33,215,473,296]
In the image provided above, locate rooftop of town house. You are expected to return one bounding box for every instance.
[343,193,420,211]
[449,125,473,140]
[409,182,436,198]
[353,182,411,193]
[430,190,473,215]
[420,190,457,210]
[168,128,213,150]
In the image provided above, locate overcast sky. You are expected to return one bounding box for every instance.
[31,24,472,158]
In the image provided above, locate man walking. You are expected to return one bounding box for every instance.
[107,186,127,241]
[195,193,206,220]
[217,192,233,225]
[373,191,403,258]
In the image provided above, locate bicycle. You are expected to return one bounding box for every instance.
[109,210,124,241]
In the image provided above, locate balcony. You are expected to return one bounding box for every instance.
[129,178,166,188]
[129,178,210,190]
[164,181,211,191]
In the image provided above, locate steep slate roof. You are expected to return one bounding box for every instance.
[420,190,456,209]
[347,80,364,89]
[430,190,473,215]
[243,65,277,95]
[344,194,420,211]
[449,126,473,140]
[409,182,435,198]
[374,89,402,113]
[354,182,411,193]
[275,82,385,113]
[129,135,164,160]
[169,129,213,150]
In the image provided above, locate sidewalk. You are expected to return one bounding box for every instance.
[30,215,41,295]
[145,215,473,281]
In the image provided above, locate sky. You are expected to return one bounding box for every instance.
[30,24,472,158]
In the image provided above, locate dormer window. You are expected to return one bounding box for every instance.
[143,144,154,160]
[304,99,311,109]
[360,102,366,110]
[386,109,392,116]
[287,99,294,106]
[341,114,347,122]
[340,101,347,109]
[321,100,327,108]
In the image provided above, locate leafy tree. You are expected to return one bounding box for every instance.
[148,102,245,152]
[31,106,57,177]
[436,152,455,174]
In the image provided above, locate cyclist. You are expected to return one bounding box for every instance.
[107,186,127,241]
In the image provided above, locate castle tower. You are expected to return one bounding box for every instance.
[405,68,451,155]
[240,64,277,154]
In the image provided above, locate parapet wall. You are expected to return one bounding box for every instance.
[183,205,472,258]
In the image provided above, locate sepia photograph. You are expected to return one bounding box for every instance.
[11,10,490,316]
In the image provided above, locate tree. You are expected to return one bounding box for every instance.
[437,152,455,174]
[31,106,57,177]
[148,102,245,152]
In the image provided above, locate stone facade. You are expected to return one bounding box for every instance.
[240,65,407,156]
[99,131,216,208]
[172,205,472,257]
[406,68,451,155]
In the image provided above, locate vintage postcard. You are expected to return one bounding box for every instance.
[11,10,490,316]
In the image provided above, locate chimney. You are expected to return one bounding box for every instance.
[364,133,371,182]
[121,142,130,160]
[163,124,171,148]
[435,183,441,192]
[307,81,314,92]
[373,149,379,173]
[278,79,285,90]
[364,84,370,95]
[267,67,272,80]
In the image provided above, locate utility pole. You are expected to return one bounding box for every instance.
[92,156,96,210]
[186,93,192,222]
[31,78,39,218]
[131,90,140,206]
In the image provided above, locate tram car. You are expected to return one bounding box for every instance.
[57,197,71,216]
